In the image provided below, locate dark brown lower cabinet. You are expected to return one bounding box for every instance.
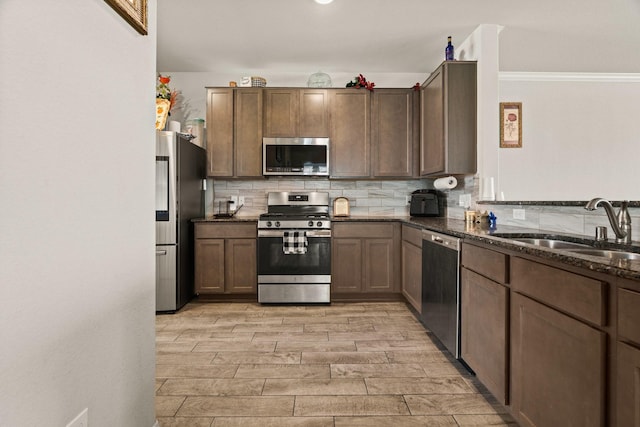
[401,225,422,313]
[194,239,225,293]
[331,238,362,293]
[363,239,397,292]
[331,222,400,296]
[194,223,257,295]
[460,267,508,404]
[616,341,640,426]
[224,239,257,293]
[511,292,605,427]
[616,285,640,426]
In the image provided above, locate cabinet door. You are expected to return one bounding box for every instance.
[225,239,257,293]
[617,341,640,427]
[329,90,370,178]
[445,63,477,175]
[264,89,298,137]
[235,89,263,177]
[195,239,225,294]
[299,89,329,137]
[420,68,444,176]
[461,268,508,404]
[511,293,605,427]
[331,238,363,293]
[372,89,415,177]
[402,240,422,313]
[206,88,234,176]
[363,239,397,292]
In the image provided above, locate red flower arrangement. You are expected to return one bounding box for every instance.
[346,74,375,91]
[156,74,178,114]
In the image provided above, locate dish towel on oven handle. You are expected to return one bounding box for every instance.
[283,231,308,254]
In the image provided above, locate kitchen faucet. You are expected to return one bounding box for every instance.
[584,198,632,244]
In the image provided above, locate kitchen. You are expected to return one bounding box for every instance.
[2,1,640,427]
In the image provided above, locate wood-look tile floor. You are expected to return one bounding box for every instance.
[156,302,518,427]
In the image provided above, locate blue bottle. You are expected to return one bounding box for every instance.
[445,36,454,61]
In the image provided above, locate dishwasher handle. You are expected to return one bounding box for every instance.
[422,230,460,251]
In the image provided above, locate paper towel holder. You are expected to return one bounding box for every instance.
[432,175,458,191]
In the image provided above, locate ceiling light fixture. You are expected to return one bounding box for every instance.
[314,0,334,4]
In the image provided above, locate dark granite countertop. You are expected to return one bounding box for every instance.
[192,216,259,223]
[193,214,640,281]
[407,217,640,281]
[477,200,640,207]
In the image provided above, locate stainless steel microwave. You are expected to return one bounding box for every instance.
[262,137,330,176]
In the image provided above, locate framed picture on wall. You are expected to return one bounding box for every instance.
[500,102,522,148]
[105,0,148,35]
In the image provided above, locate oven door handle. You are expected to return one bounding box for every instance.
[258,229,332,238]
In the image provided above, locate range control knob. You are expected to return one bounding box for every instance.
[275,221,280,228]
[266,221,272,227]
[308,220,314,227]
[317,221,323,227]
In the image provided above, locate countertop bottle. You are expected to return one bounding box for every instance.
[445,36,454,61]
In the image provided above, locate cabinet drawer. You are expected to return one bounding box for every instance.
[461,242,508,284]
[618,287,640,346]
[511,257,606,326]
[195,222,256,239]
[333,222,396,239]
[401,224,422,247]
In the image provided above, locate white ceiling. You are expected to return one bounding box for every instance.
[157,0,640,75]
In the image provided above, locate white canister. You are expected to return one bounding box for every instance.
[168,120,181,132]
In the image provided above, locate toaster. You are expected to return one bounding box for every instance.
[410,189,445,217]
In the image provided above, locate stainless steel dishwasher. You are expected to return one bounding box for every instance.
[421,230,461,358]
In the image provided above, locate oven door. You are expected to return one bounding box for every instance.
[257,229,331,281]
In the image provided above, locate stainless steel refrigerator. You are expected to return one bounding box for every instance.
[155,131,206,312]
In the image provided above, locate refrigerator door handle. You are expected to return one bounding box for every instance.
[156,250,167,256]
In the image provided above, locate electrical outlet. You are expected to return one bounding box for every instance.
[66,408,88,427]
[238,196,245,206]
[513,208,526,220]
[458,194,471,207]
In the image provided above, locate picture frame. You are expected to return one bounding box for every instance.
[499,102,522,148]
[105,0,148,35]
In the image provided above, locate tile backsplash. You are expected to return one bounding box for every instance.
[206,176,638,242]
[209,178,430,217]
[476,202,640,242]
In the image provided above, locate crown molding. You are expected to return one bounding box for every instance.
[499,72,640,83]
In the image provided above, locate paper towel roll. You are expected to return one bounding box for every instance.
[433,176,458,190]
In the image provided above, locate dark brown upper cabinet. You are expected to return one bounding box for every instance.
[420,61,477,176]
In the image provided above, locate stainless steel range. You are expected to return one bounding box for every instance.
[257,192,331,303]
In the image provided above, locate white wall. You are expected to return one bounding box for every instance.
[498,74,640,200]
[0,1,157,426]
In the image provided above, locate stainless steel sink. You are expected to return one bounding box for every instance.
[491,233,640,260]
[511,238,592,250]
[567,249,640,261]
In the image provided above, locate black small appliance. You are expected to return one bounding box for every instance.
[410,189,445,217]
